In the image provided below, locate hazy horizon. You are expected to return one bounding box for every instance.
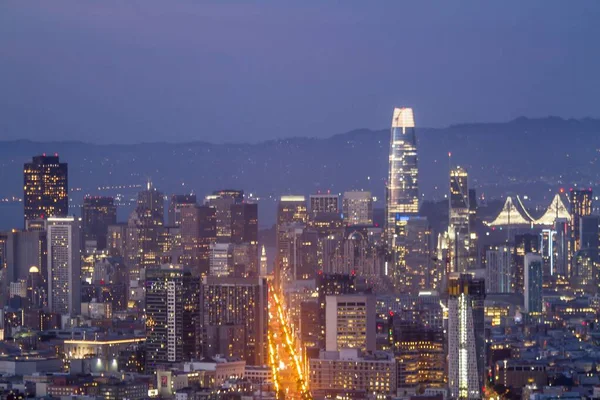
[2,1,599,144]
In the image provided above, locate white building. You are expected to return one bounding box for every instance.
[342,191,373,226]
[309,349,396,395]
[325,294,375,352]
[447,274,485,400]
[47,217,81,316]
[486,245,512,293]
[209,243,233,277]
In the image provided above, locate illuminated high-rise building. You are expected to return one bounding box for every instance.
[47,217,81,316]
[513,234,539,294]
[342,191,373,226]
[24,155,68,226]
[82,196,117,251]
[200,276,268,365]
[275,196,307,285]
[205,190,243,242]
[325,294,376,352]
[449,166,471,273]
[180,204,216,275]
[168,194,197,227]
[570,189,593,276]
[485,245,512,293]
[144,265,200,372]
[386,107,419,291]
[448,273,485,400]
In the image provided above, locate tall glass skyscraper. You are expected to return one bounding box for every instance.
[386,107,419,291]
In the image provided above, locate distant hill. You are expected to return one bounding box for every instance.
[0,116,599,229]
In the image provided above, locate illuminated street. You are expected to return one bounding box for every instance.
[268,283,312,400]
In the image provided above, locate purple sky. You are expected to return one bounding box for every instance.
[1,1,599,143]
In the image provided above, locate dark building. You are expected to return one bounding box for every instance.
[206,190,244,243]
[231,203,258,244]
[513,233,539,294]
[82,196,117,250]
[23,155,68,226]
[390,318,445,390]
[300,300,319,348]
[180,204,217,275]
[168,194,197,227]
[145,265,200,372]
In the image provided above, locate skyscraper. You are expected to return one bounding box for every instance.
[180,204,216,275]
[47,217,81,316]
[570,189,592,274]
[485,245,512,293]
[275,196,307,285]
[449,166,471,273]
[205,190,244,242]
[168,194,197,227]
[524,253,543,314]
[82,196,117,251]
[448,273,485,400]
[24,155,68,226]
[342,191,373,226]
[325,294,376,352]
[309,193,339,217]
[145,265,200,372]
[200,276,268,365]
[386,107,419,291]
[230,203,258,244]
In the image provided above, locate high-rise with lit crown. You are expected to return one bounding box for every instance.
[386,107,419,291]
[24,154,68,227]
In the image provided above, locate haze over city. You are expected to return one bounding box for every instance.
[1,1,599,143]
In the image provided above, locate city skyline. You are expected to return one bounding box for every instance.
[0,3,599,399]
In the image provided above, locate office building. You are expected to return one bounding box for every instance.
[275,196,307,285]
[47,217,81,316]
[145,265,200,372]
[317,273,356,348]
[342,191,373,226]
[524,253,543,314]
[82,196,117,250]
[402,217,434,293]
[209,242,233,277]
[486,245,512,293]
[554,218,570,278]
[168,194,197,227]
[230,203,258,244]
[24,154,68,225]
[309,349,397,396]
[325,294,375,352]
[448,273,485,400]
[513,234,539,294]
[180,204,216,275]
[205,189,243,242]
[386,107,419,291]
[107,223,127,257]
[449,166,473,274]
[570,189,592,262]
[391,319,445,391]
[200,276,268,365]
[309,193,339,217]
